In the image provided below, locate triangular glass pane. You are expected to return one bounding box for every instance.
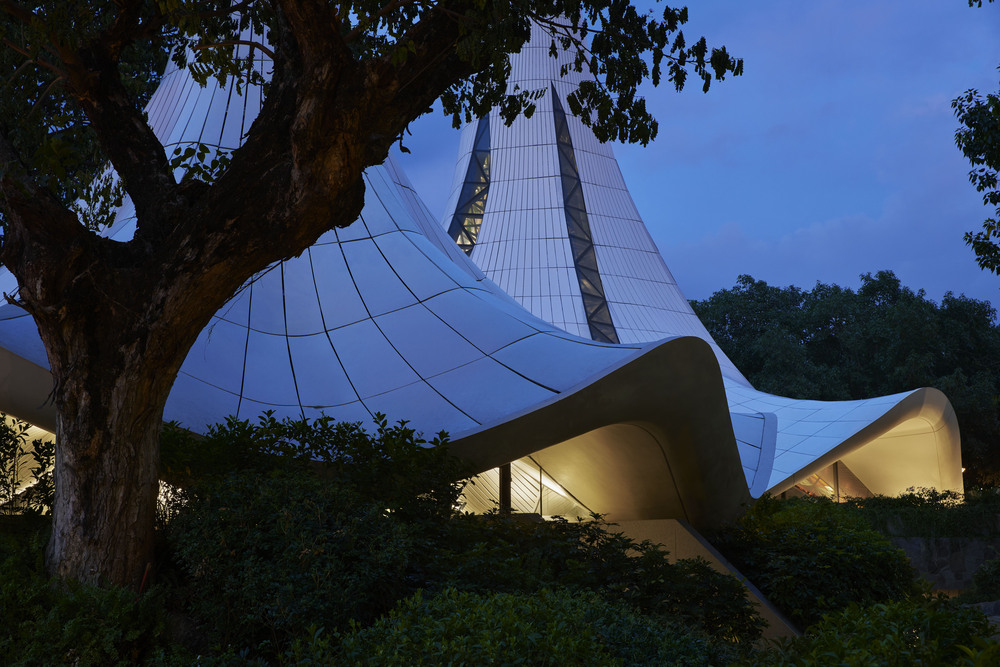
[566,185,585,211]
[474,116,490,152]
[577,249,599,273]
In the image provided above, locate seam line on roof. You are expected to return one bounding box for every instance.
[234,268,256,418]
[308,244,370,419]
[279,263,306,420]
[372,229,564,397]
[360,186,485,423]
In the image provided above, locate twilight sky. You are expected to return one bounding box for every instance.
[395,0,1000,310]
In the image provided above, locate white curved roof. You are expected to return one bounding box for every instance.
[0,27,962,528]
[442,23,963,497]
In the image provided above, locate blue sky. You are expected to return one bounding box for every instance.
[396,0,1000,309]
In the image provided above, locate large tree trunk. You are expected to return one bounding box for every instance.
[42,305,188,587]
[46,382,163,588]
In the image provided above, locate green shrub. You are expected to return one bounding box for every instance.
[1,582,177,666]
[406,512,764,644]
[163,413,760,657]
[289,588,736,666]
[958,557,1000,604]
[843,487,1000,538]
[712,495,920,628]
[166,469,412,657]
[974,558,1000,598]
[0,414,54,515]
[0,519,181,666]
[162,412,467,520]
[740,597,1000,666]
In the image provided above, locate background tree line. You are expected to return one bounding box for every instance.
[691,271,1000,486]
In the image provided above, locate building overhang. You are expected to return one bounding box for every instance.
[447,335,751,531]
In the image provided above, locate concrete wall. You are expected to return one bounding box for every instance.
[891,537,1000,594]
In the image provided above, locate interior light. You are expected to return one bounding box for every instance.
[539,472,568,498]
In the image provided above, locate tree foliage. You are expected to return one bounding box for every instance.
[740,597,998,667]
[954,85,1000,275]
[691,272,1000,485]
[0,4,166,228]
[955,0,1000,275]
[0,0,741,586]
[711,495,921,628]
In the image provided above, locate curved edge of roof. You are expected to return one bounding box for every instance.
[445,334,751,531]
[766,387,963,497]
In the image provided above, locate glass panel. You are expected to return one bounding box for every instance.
[463,217,482,236]
[474,117,490,151]
[576,248,599,273]
[551,85,618,343]
[447,115,492,254]
[590,304,614,326]
[459,457,593,517]
[569,236,590,257]
[590,322,617,343]
[791,462,873,501]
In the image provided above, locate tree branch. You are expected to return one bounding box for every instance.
[0,128,89,293]
[2,38,64,77]
[196,0,257,20]
[55,27,177,228]
[102,0,161,60]
[0,0,36,25]
[360,1,481,156]
[193,39,275,61]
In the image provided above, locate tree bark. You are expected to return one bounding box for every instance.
[46,367,164,587]
[31,248,221,586]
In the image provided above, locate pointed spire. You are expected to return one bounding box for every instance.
[443,23,748,383]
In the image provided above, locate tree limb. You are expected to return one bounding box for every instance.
[193,39,276,61]
[102,0,163,60]
[1,38,64,77]
[0,128,88,287]
[361,0,479,149]
[56,39,177,229]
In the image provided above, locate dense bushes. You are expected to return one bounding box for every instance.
[303,588,737,666]
[407,511,763,642]
[971,558,1000,601]
[712,495,921,627]
[843,487,1000,538]
[161,412,466,521]
[740,597,1000,666]
[157,413,766,661]
[716,493,1000,663]
[0,517,180,666]
[167,471,412,654]
[6,413,1000,664]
